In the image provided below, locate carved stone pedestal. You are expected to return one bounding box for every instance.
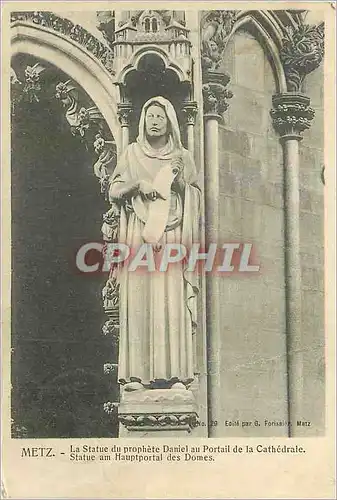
[118,389,199,437]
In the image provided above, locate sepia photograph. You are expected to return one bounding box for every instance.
[9,6,326,439]
[2,2,335,498]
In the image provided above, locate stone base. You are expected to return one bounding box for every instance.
[118,388,199,437]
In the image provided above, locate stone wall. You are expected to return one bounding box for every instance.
[208,26,325,437]
[299,64,325,435]
[211,30,286,436]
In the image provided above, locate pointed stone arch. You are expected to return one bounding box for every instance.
[11,21,121,151]
[231,11,288,93]
[10,20,122,438]
[200,9,293,93]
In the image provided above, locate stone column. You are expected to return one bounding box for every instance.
[199,11,236,436]
[117,103,133,151]
[271,93,315,436]
[203,71,232,436]
[182,101,198,155]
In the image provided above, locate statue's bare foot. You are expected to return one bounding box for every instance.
[170,382,187,390]
[123,381,144,392]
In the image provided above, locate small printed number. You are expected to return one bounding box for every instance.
[195,420,218,427]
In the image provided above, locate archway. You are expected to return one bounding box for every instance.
[10,35,119,437]
[122,52,190,144]
[232,11,288,93]
[11,21,121,152]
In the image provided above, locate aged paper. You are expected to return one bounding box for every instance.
[1,1,335,498]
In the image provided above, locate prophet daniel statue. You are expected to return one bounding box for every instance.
[109,96,201,392]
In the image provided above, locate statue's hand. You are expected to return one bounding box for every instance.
[171,157,186,190]
[138,180,163,201]
[171,157,184,175]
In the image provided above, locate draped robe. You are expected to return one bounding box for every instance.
[109,97,200,387]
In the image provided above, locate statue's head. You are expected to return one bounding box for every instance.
[145,103,169,140]
[137,96,181,152]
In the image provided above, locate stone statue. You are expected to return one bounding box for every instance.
[109,96,201,392]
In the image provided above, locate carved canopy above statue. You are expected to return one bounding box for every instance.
[112,10,192,85]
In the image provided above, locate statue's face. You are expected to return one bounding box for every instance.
[145,105,168,138]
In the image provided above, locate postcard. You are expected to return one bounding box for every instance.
[1,2,335,498]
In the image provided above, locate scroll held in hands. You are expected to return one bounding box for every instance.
[142,163,178,245]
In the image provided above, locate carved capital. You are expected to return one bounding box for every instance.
[270,93,315,139]
[202,71,233,119]
[117,103,134,127]
[182,101,198,125]
[280,22,324,92]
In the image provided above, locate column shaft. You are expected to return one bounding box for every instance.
[271,92,316,436]
[282,137,303,436]
[186,123,195,155]
[204,117,221,437]
[121,126,129,152]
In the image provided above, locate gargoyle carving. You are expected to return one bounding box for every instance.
[55,81,104,138]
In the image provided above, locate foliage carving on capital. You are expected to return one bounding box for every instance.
[280,22,324,91]
[182,102,198,125]
[117,103,134,127]
[270,93,315,138]
[202,76,233,118]
[201,10,238,73]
